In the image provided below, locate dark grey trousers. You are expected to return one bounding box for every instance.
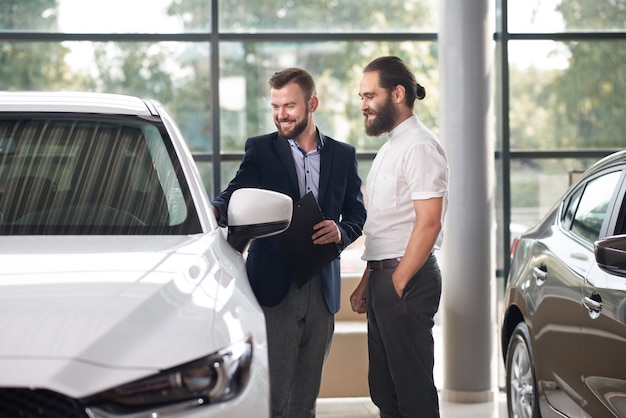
[366,254,442,418]
[262,275,334,418]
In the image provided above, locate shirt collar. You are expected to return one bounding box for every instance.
[388,114,418,141]
[288,130,325,152]
[318,132,325,150]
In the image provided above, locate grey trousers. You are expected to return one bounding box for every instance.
[366,254,442,418]
[262,275,334,418]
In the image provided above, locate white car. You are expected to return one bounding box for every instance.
[0,92,292,417]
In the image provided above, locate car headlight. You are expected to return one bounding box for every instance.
[83,337,253,415]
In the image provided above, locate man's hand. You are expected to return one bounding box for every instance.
[349,268,369,314]
[312,220,342,245]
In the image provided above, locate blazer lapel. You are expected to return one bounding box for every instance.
[274,134,300,199]
[318,134,333,205]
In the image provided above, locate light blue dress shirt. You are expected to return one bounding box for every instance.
[288,133,324,199]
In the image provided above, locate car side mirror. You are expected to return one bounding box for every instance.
[595,234,626,277]
[226,188,293,253]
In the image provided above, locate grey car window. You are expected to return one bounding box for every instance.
[562,186,584,230]
[570,171,621,243]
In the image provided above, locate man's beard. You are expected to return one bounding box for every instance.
[275,110,309,139]
[364,95,397,137]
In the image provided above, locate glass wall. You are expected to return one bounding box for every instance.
[219,41,439,152]
[219,0,437,33]
[2,0,625,277]
[499,0,626,274]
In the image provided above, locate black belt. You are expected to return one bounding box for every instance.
[367,258,401,271]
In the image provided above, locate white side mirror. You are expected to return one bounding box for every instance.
[227,188,293,252]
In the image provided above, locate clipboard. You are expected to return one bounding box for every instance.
[278,192,340,287]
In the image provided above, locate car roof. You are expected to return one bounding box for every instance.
[592,149,626,168]
[0,91,158,116]
[579,150,626,181]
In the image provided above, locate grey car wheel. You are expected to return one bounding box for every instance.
[506,322,540,418]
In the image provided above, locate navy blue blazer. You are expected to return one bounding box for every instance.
[211,131,366,314]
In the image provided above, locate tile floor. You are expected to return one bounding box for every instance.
[317,320,509,417]
[317,392,508,417]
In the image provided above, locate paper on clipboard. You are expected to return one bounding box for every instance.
[278,192,339,288]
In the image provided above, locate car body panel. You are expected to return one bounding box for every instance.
[507,229,587,416]
[533,233,588,416]
[581,263,626,416]
[0,92,154,116]
[502,150,626,418]
[0,234,268,403]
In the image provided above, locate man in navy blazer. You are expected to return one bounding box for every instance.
[211,68,366,418]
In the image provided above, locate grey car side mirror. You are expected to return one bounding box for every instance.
[595,234,626,277]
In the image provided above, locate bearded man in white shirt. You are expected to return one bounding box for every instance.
[350,56,449,418]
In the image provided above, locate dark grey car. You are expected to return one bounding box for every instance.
[501,150,626,418]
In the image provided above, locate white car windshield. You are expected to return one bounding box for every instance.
[0,115,202,235]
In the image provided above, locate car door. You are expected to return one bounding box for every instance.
[531,184,591,417]
[581,264,626,417]
[580,170,626,417]
[536,169,623,417]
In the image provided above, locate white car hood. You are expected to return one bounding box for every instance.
[0,234,260,396]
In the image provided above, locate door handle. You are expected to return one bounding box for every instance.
[532,265,547,285]
[583,294,602,319]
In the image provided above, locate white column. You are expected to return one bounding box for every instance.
[438,0,497,403]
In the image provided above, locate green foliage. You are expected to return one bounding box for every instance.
[220,0,434,32]
[508,0,626,150]
[557,0,626,30]
[167,0,210,31]
[551,40,626,147]
[209,0,439,149]
[91,42,212,151]
[547,0,626,148]
[92,44,174,100]
[7,0,624,155]
[0,0,71,91]
[0,0,57,30]
[0,42,71,91]
[0,0,440,154]
[508,66,575,149]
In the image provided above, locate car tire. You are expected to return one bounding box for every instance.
[505,322,541,418]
